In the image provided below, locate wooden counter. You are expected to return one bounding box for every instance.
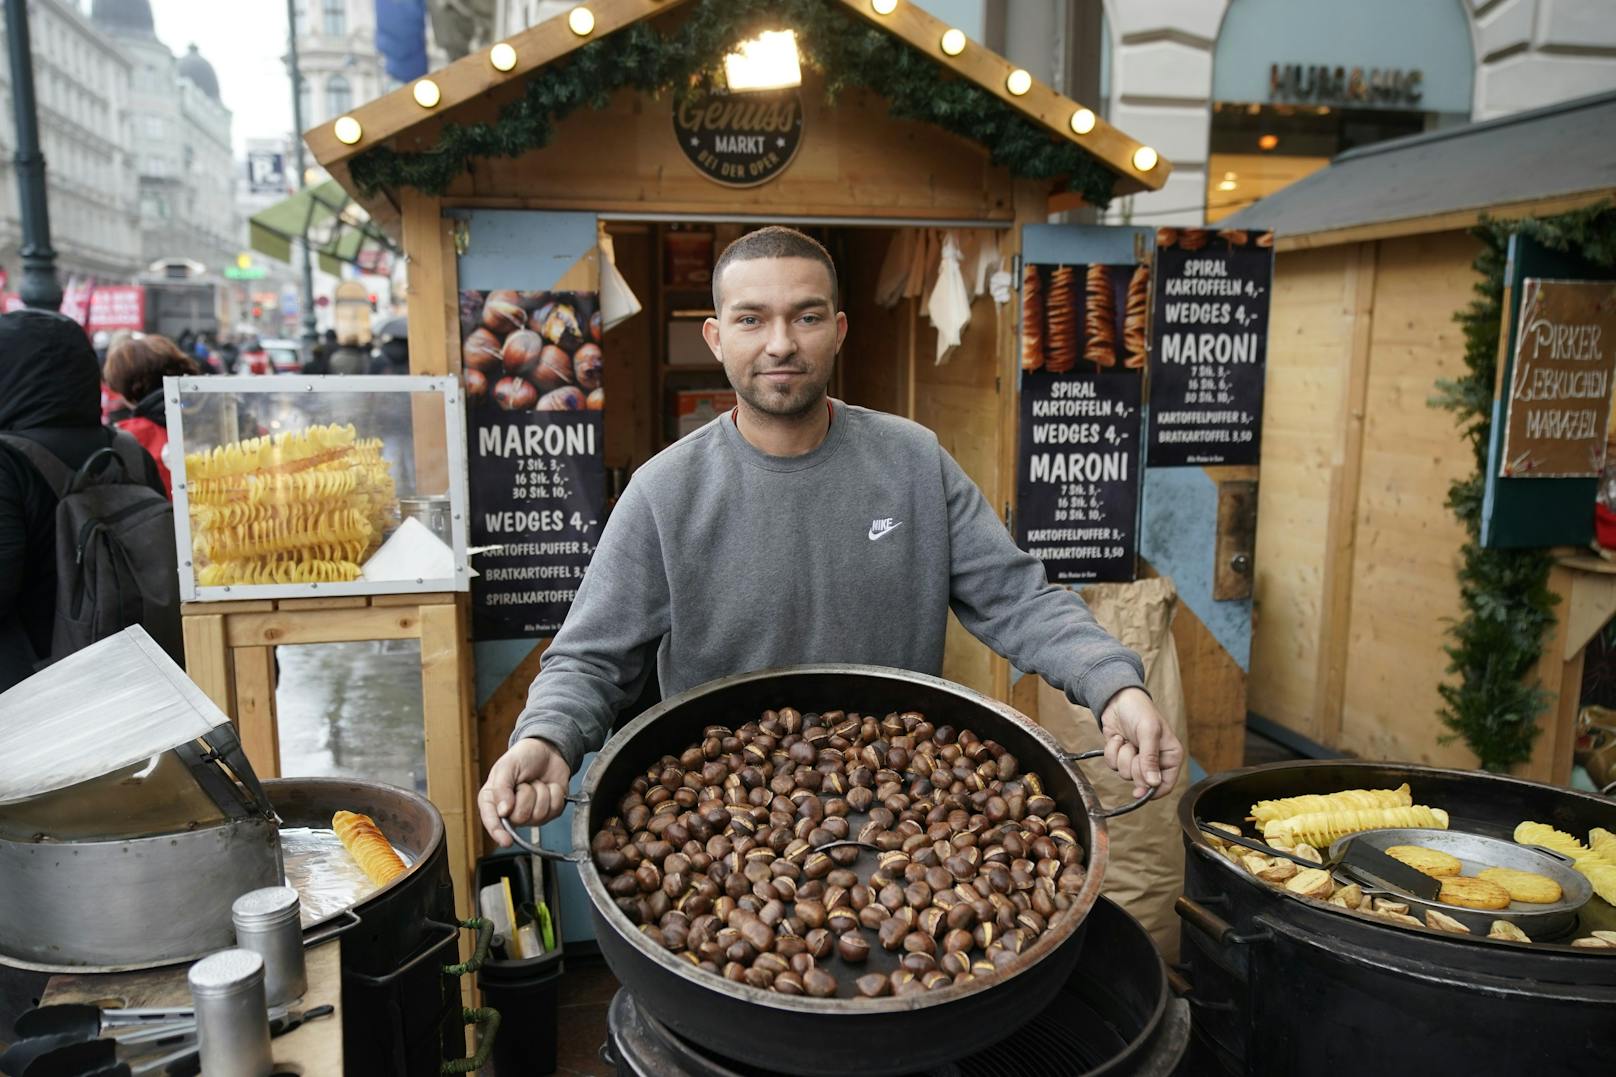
[41,939,343,1075]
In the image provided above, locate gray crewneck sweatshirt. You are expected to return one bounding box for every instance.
[511,400,1145,770]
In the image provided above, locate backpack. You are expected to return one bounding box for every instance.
[0,432,184,669]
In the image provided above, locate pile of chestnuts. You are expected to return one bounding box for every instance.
[590,707,1088,1000]
[460,288,604,413]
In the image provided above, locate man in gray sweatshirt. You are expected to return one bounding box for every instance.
[479,227,1182,844]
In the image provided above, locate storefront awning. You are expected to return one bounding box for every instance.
[249,180,396,276]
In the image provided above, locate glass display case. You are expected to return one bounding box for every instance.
[166,375,469,601]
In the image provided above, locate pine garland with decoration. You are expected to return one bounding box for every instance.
[349,0,1117,205]
[1432,202,1616,769]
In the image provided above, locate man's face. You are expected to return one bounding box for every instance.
[702,256,847,419]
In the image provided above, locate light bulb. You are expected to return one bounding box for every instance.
[1132,145,1159,172]
[412,79,440,108]
[490,42,517,71]
[333,116,362,145]
[1006,69,1032,96]
[1069,108,1096,135]
[940,28,966,56]
[568,6,595,35]
[872,0,897,13]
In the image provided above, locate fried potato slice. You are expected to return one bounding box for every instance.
[1285,868,1334,900]
[1571,936,1616,949]
[1477,866,1562,904]
[1385,844,1463,878]
[1438,875,1512,910]
[1425,909,1471,934]
[1488,920,1531,943]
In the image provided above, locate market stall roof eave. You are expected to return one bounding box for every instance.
[303,0,1171,237]
[1220,89,1616,253]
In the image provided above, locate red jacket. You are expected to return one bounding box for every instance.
[116,415,171,498]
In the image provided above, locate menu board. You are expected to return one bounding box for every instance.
[1015,262,1146,584]
[1146,228,1274,467]
[1498,278,1616,478]
[461,287,607,640]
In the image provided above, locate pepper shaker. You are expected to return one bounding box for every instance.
[232,886,307,1005]
[188,949,273,1077]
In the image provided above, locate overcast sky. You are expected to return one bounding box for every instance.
[147,0,295,157]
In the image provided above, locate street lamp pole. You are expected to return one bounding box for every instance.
[4,0,61,310]
[286,0,317,350]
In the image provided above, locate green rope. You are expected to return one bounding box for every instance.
[350,0,1116,206]
[441,1007,502,1074]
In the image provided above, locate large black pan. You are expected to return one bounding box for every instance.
[506,665,1151,1075]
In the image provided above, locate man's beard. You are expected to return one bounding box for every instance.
[731,361,831,418]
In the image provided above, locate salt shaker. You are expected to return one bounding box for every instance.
[187,949,273,1077]
[232,886,307,1005]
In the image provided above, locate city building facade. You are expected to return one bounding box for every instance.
[0,0,140,282]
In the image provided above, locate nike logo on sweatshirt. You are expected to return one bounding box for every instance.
[868,518,903,540]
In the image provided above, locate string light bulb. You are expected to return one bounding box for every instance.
[1006,69,1032,96]
[567,6,595,35]
[1069,108,1096,135]
[412,79,441,108]
[1132,145,1159,172]
[333,116,362,145]
[489,42,517,71]
[871,0,897,13]
[940,28,966,56]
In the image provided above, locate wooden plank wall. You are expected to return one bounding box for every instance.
[1248,243,1358,737]
[839,227,908,417]
[1337,230,1479,767]
[913,292,1004,700]
[1248,229,1484,767]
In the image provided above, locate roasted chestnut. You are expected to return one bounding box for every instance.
[462,327,504,376]
[482,290,526,335]
[532,344,575,393]
[493,376,538,411]
[572,342,603,391]
[537,387,585,411]
[501,329,545,375]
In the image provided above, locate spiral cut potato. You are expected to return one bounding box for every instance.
[187,423,357,480]
[1514,821,1616,905]
[332,810,407,886]
[1262,805,1448,849]
[1250,783,1412,826]
[186,423,398,586]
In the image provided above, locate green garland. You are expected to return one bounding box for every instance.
[349,0,1116,205]
[1432,203,1616,769]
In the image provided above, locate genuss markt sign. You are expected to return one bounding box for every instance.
[674,89,804,187]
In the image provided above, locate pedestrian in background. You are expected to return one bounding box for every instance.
[329,336,370,375]
[102,334,200,497]
[0,310,167,691]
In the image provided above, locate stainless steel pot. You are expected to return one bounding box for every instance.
[506,664,1152,1076]
[0,725,282,973]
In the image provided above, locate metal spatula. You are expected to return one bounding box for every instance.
[1196,821,1441,901]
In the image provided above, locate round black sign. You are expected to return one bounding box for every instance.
[673,90,804,188]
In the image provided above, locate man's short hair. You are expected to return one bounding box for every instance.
[712,226,839,313]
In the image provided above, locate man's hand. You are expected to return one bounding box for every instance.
[478,737,573,846]
[1098,687,1184,799]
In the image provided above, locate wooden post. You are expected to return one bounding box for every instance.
[1313,240,1378,744]
[402,189,456,496]
[420,600,477,922]
[232,646,280,778]
[181,613,233,717]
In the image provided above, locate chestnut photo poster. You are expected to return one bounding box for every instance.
[463,287,607,639]
[1015,261,1146,584]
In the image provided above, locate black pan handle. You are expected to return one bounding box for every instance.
[1175,896,1273,947]
[500,814,589,864]
[1063,749,1155,818]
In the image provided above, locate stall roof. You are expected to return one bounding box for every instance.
[1220,90,1616,251]
[305,0,1169,228]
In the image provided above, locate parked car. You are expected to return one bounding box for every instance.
[262,339,303,373]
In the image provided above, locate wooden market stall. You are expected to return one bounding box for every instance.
[284,0,1279,931]
[1222,90,1616,782]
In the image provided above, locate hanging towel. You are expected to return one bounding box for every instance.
[598,223,642,332]
[875,229,916,309]
[926,231,971,365]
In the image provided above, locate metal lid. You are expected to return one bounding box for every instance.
[188,948,264,996]
[0,628,230,805]
[232,886,301,930]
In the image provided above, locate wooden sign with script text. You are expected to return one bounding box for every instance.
[1500,278,1616,478]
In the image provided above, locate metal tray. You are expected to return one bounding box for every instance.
[1329,828,1592,940]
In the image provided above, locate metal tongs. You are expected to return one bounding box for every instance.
[1196,820,1441,901]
